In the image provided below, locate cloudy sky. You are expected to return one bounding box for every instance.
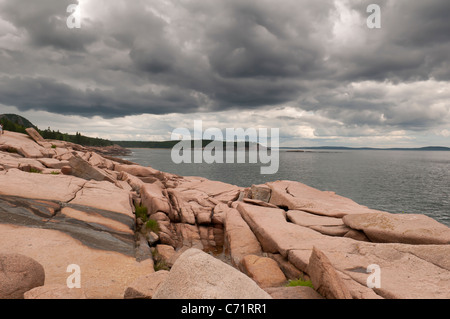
[0,0,449,147]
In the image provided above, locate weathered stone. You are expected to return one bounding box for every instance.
[251,184,271,202]
[68,154,116,183]
[25,127,45,143]
[70,180,134,218]
[264,286,324,299]
[0,168,86,202]
[86,152,115,170]
[174,224,203,249]
[211,203,227,225]
[224,206,262,268]
[306,247,353,299]
[237,202,322,257]
[269,180,385,218]
[176,177,241,202]
[156,244,176,265]
[0,131,50,158]
[152,248,272,299]
[343,212,450,245]
[141,183,172,216]
[0,253,45,299]
[240,255,287,288]
[124,271,169,299]
[24,284,87,299]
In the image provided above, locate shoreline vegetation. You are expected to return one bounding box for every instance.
[0,125,449,300]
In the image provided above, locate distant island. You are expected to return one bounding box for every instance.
[2,114,449,151]
[281,146,450,151]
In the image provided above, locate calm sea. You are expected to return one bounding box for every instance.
[121,148,450,226]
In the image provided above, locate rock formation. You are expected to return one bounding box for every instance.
[0,129,449,299]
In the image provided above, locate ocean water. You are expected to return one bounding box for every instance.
[121,148,450,226]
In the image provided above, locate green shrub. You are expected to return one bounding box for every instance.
[135,204,148,222]
[29,167,41,174]
[286,277,314,289]
[154,259,170,271]
[145,218,160,233]
[50,171,60,175]
[51,144,57,149]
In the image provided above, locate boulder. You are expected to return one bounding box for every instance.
[240,255,287,288]
[68,155,116,183]
[25,128,45,144]
[24,284,87,299]
[306,247,353,299]
[155,245,176,266]
[152,248,272,299]
[124,271,169,299]
[0,253,45,299]
[343,212,450,245]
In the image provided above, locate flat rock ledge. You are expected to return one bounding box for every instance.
[0,129,449,299]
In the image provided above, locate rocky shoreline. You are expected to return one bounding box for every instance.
[0,128,449,299]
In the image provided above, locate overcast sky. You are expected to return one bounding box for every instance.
[0,0,449,147]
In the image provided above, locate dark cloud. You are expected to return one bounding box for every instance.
[0,0,448,138]
[0,0,98,51]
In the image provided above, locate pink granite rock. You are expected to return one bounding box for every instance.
[343,212,450,245]
[268,180,385,218]
[0,253,45,299]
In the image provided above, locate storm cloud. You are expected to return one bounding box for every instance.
[0,0,449,146]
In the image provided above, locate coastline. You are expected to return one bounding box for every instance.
[0,128,449,299]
